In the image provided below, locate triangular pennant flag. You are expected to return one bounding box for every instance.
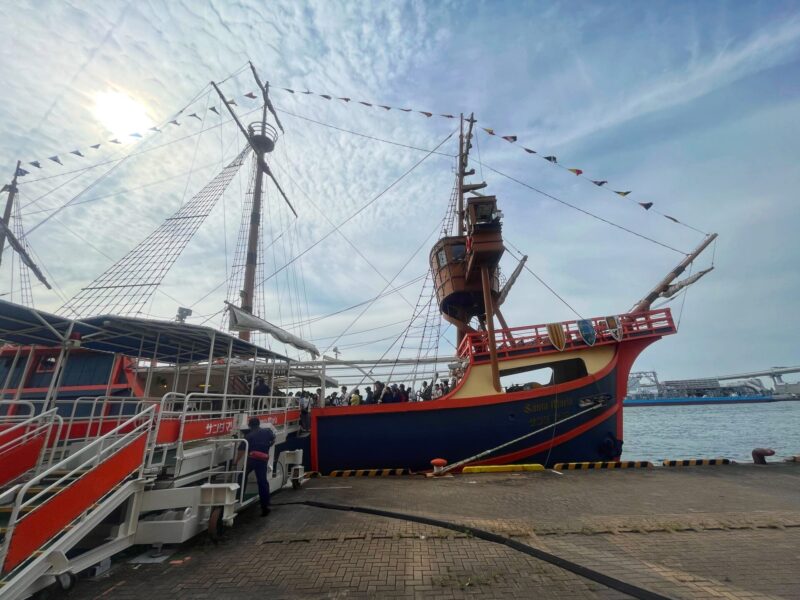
[110,139,122,144]
[169,120,180,126]
[90,144,101,149]
[1,184,9,192]
[523,147,536,154]
[440,114,455,118]
[29,161,41,168]
[244,92,257,99]
[638,202,653,210]
[379,105,391,110]
[591,180,607,186]
[567,168,583,176]
[338,97,351,102]
[614,190,631,197]
[70,150,84,157]
[282,88,295,93]
[399,108,412,112]
[15,167,29,177]
[188,113,201,120]
[482,128,495,135]
[359,101,373,106]
[129,132,143,138]
[320,94,332,100]
[48,155,62,165]
[664,215,679,223]
[209,107,219,115]
[502,135,518,143]
[419,111,433,117]
[544,156,557,163]
[226,99,237,106]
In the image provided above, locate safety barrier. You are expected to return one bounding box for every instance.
[554,461,653,470]
[329,469,411,477]
[662,458,733,467]
[462,464,544,473]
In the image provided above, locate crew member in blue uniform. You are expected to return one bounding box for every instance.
[237,417,276,516]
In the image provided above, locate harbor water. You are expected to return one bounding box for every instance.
[622,400,800,462]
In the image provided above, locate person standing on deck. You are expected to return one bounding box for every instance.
[236,417,275,517]
[364,386,375,404]
[253,376,270,397]
[350,388,362,406]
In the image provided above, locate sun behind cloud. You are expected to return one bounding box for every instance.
[92,90,152,140]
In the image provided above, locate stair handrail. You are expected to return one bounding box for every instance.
[4,405,155,533]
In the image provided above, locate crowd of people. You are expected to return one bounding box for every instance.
[323,379,457,406]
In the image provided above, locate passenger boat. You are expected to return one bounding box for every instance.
[0,62,718,594]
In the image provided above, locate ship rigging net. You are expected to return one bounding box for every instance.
[58,147,250,318]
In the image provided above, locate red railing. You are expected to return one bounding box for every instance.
[458,309,676,361]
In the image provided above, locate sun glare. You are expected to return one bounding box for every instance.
[93,91,152,140]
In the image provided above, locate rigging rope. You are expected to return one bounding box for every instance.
[255,130,455,288]
[504,240,584,320]
[477,161,688,255]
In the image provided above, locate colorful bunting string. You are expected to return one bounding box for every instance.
[8,80,706,235]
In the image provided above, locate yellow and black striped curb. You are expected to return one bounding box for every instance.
[328,468,411,477]
[462,464,545,474]
[553,461,653,470]
[662,458,733,467]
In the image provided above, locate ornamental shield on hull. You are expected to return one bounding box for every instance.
[577,319,596,346]
[604,316,623,342]
[546,322,567,351]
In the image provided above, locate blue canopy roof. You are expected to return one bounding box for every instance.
[0,300,287,364]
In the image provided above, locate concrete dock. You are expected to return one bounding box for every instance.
[68,464,799,599]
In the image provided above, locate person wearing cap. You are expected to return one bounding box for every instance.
[236,417,275,516]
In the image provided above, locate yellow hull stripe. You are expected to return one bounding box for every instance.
[462,464,545,473]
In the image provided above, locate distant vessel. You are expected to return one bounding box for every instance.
[625,369,800,407]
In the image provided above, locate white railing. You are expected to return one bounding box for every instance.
[0,402,62,479]
[0,405,155,573]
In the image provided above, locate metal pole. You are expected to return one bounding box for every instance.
[319,357,326,408]
[0,161,21,269]
[0,346,22,404]
[204,331,216,392]
[222,337,233,412]
[12,346,36,406]
[249,347,258,398]
[143,333,160,397]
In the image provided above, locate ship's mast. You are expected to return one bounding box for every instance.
[212,63,294,342]
[0,161,21,270]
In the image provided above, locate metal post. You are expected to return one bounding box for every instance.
[143,333,160,398]
[250,347,258,398]
[12,346,36,405]
[222,337,233,412]
[172,343,181,393]
[204,331,216,393]
[183,342,195,395]
[319,356,326,408]
[0,346,22,404]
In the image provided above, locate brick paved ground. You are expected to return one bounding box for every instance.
[67,464,800,599]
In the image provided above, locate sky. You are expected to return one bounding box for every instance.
[0,0,799,382]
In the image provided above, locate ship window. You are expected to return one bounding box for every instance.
[437,249,447,268]
[450,243,466,262]
[500,358,588,392]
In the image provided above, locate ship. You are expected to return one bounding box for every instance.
[0,63,725,594]
[625,368,800,407]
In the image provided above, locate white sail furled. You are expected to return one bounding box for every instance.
[226,302,319,358]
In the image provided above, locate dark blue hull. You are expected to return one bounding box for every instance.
[306,366,622,473]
